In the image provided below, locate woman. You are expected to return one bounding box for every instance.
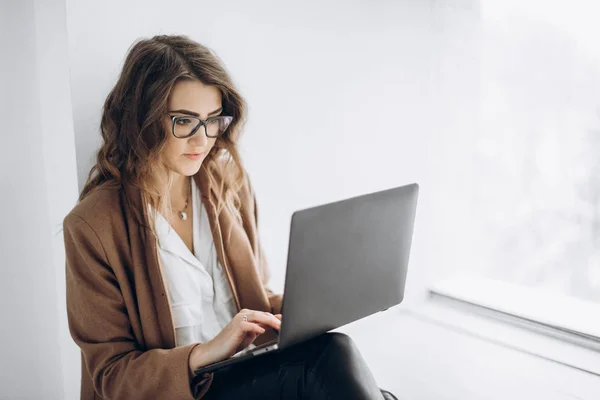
[64,34,395,400]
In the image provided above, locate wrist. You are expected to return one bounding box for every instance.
[189,342,216,374]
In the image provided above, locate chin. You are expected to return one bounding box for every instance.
[184,165,203,176]
[177,161,204,177]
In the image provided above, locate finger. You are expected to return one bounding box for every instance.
[240,320,266,335]
[238,310,281,329]
[244,312,281,330]
[263,311,282,321]
[238,332,259,352]
[253,322,276,331]
[239,309,277,320]
[240,331,259,345]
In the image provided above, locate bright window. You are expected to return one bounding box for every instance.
[430,0,600,339]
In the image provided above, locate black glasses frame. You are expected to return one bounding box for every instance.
[167,114,233,139]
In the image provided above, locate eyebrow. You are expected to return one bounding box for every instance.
[168,107,223,117]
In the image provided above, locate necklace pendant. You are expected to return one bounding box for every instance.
[179,211,187,221]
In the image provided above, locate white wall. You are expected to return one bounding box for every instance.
[0,0,482,397]
[66,0,467,299]
[0,0,79,398]
[64,3,481,394]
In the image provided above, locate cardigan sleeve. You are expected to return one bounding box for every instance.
[63,213,211,400]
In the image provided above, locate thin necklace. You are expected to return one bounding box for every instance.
[178,179,191,221]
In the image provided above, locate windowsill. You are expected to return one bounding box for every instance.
[405,277,600,376]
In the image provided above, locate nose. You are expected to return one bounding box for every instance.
[188,125,209,146]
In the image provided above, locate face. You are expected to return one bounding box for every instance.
[160,79,223,177]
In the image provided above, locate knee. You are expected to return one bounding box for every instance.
[325,332,354,348]
[318,332,358,356]
[300,332,359,366]
[308,333,369,381]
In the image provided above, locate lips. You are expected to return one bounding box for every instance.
[183,152,205,160]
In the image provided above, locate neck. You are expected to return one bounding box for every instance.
[169,174,190,208]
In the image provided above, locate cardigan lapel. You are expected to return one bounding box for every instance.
[122,179,177,349]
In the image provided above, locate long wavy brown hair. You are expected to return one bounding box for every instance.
[79,35,248,233]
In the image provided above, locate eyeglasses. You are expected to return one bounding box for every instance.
[167,114,233,139]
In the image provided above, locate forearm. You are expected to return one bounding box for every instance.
[189,342,219,373]
[82,344,200,400]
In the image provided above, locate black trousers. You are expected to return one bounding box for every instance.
[203,332,385,400]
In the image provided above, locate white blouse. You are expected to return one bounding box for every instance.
[152,178,238,347]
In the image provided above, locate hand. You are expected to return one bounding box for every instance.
[235,312,282,353]
[189,309,282,372]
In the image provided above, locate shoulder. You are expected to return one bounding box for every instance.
[63,183,124,237]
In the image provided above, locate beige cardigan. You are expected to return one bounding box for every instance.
[63,164,282,399]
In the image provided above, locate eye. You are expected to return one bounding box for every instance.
[175,117,193,126]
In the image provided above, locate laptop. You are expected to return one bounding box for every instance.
[194,183,419,375]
